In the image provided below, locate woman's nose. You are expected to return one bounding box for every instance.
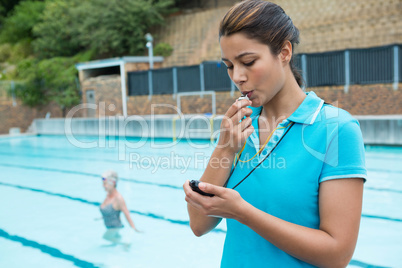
[232,66,247,85]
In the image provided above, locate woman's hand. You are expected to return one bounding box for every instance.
[217,99,254,155]
[184,180,246,220]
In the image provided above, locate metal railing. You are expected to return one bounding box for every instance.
[128,44,401,96]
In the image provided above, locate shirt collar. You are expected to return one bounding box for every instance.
[248,91,324,125]
[287,91,324,125]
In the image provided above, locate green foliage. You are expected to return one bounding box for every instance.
[12,58,48,106]
[8,40,33,63]
[0,40,32,64]
[78,0,170,57]
[0,0,23,23]
[33,0,175,59]
[0,0,176,114]
[0,1,45,44]
[12,52,92,109]
[0,43,11,62]
[154,42,173,57]
[32,0,84,59]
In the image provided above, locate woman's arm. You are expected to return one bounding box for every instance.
[116,196,138,231]
[185,99,254,236]
[191,178,364,268]
[185,148,234,236]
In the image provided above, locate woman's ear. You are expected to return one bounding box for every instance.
[280,41,292,64]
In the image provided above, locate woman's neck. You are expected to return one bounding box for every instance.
[261,78,305,124]
[107,188,117,198]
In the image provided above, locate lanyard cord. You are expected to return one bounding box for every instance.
[234,121,293,164]
[223,122,295,189]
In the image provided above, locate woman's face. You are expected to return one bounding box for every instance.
[220,32,286,107]
[103,179,114,192]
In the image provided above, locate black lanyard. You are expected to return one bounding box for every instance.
[223,122,295,190]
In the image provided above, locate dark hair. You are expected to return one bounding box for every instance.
[219,0,303,87]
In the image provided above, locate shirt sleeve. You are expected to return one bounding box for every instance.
[319,119,367,183]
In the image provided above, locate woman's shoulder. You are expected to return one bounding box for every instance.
[114,192,126,205]
[319,103,359,127]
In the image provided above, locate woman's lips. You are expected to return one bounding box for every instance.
[241,91,253,99]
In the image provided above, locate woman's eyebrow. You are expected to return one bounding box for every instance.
[222,52,256,62]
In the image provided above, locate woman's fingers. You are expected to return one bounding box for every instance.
[223,99,252,131]
[239,115,253,132]
[225,99,252,119]
[232,107,253,125]
[185,181,244,219]
[242,124,254,140]
[218,101,254,152]
[184,180,215,212]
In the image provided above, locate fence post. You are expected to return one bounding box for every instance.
[119,61,128,117]
[344,50,350,94]
[173,67,178,99]
[393,45,399,91]
[230,81,235,97]
[11,80,16,107]
[200,63,205,98]
[301,54,307,91]
[148,70,153,100]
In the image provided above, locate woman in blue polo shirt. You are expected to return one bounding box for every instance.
[183,1,366,267]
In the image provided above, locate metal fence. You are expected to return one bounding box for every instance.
[128,61,231,97]
[128,44,401,96]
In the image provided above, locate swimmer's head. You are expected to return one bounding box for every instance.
[102,170,118,188]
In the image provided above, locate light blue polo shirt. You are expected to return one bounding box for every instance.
[220,91,367,267]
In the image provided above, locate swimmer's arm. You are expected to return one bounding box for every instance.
[184,148,235,237]
[117,197,138,231]
[236,178,364,268]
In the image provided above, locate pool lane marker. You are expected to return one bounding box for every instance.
[365,186,402,195]
[348,259,391,268]
[1,180,401,226]
[2,162,402,196]
[0,162,182,190]
[0,181,227,233]
[5,149,402,175]
[0,151,203,171]
[0,228,99,268]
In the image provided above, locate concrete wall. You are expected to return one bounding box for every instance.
[31,115,402,146]
[0,99,83,135]
[31,115,223,141]
[355,115,402,145]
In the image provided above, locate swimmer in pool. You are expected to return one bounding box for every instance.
[99,170,140,246]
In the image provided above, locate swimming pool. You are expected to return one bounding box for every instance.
[0,135,400,267]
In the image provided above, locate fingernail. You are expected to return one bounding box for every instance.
[198,182,205,189]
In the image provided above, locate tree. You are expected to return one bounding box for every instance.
[0,1,45,44]
[32,0,84,58]
[33,0,175,59]
[12,52,92,116]
[0,0,24,23]
[3,0,176,116]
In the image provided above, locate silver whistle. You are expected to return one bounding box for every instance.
[237,94,249,101]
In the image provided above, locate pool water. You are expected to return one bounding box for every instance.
[0,135,400,268]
